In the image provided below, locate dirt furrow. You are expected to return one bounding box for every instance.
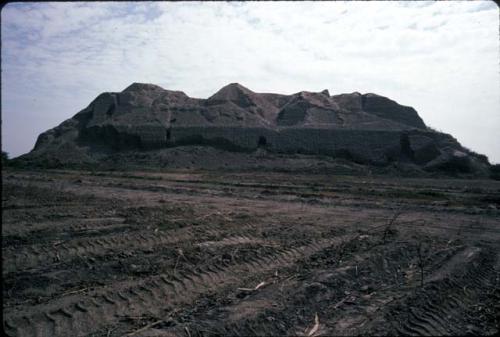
[3,238,343,337]
[393,248,498,336]
[2,217,126,238]
[3,170,499,336]
[3,221,265,275]
[2,228,209,274]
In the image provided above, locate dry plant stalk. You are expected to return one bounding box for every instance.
[126,320,163,336]
[417,242,425,288]
[237,281,267,292]
[382,210,402,243]
[306,313,320,336]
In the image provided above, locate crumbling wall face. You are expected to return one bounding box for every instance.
[362,95,426,129]
[274,129,401,164]
[170,126,275,151]
[170,126,402,164]
[87,93,117,127]
[79,125,142,151]
[407,134,441,164]
[127,124,167,149]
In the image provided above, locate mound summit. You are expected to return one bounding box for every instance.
[20,82,490,175]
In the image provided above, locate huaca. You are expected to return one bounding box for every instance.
[21,82,490,175]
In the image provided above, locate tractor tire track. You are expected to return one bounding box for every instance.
[395,248,498,336]
[2,217,126,238]
[2,225,254,274]
[3,237,345,337]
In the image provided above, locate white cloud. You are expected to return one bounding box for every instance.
[1,1,499,162]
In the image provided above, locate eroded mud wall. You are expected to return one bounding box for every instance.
[170,126,402,164]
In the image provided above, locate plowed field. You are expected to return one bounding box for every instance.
[2,169,499,336]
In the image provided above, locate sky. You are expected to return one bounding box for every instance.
[1,1,499,162]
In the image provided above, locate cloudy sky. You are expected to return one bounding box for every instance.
[2,1,499,162]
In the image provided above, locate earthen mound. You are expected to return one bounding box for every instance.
[17,82,490,176]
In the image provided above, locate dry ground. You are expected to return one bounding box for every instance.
[2,169,500,336]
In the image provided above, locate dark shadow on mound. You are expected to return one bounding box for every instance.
[258,136,267,147]
[172,135,253,153]
[78,125,143,152]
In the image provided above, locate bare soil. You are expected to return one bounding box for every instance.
[2,169,500,336]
